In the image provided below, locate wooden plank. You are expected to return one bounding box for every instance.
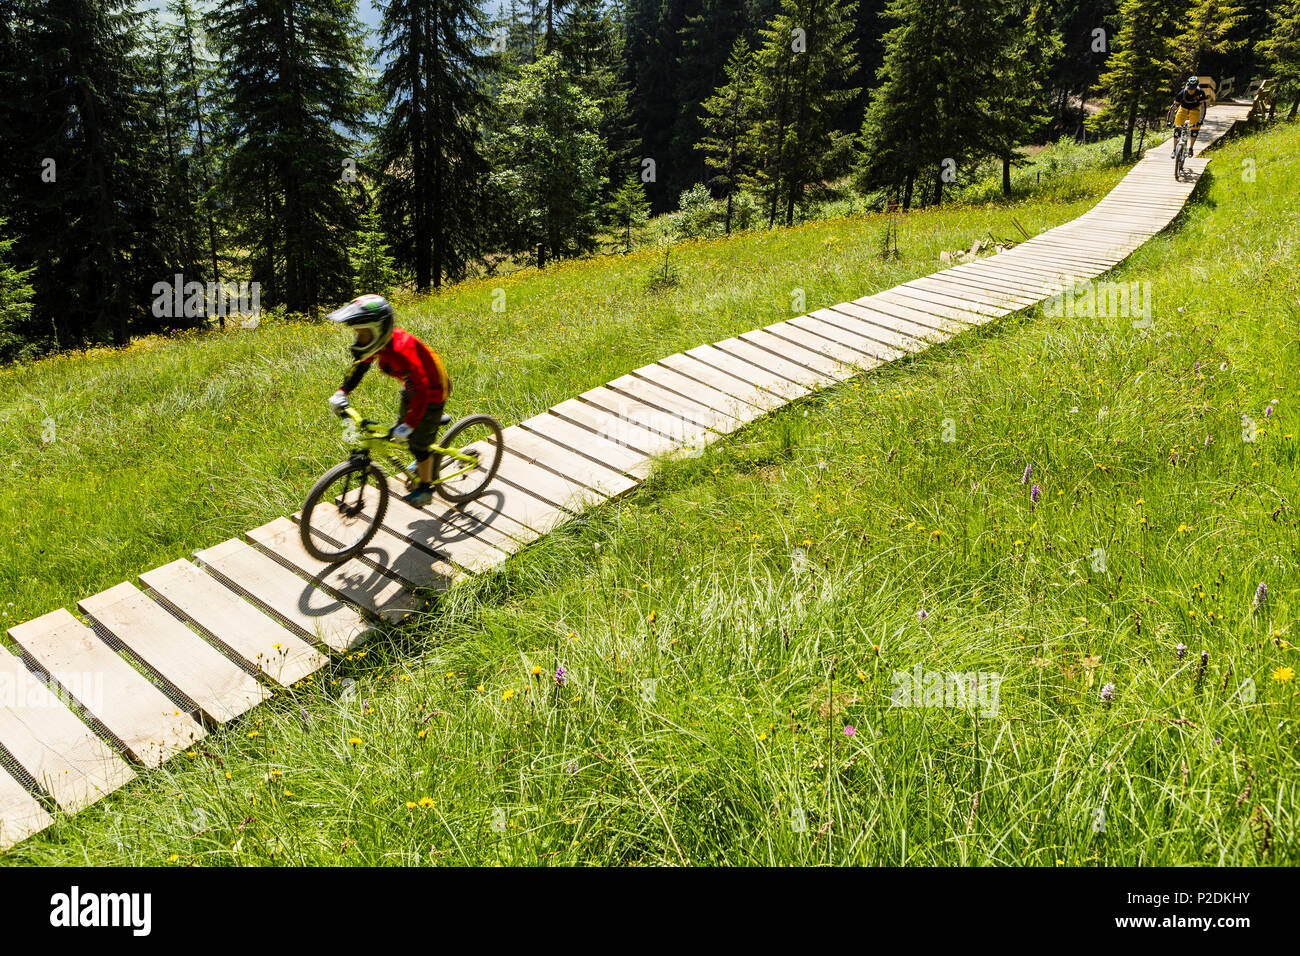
[660,353,790,410]
[354,481,518,572]
[739,328,859,381]
[549,397,685,457]
[762,320,885,370]
[580,385,717,448]
[906,276,1041,308]
[631,363,769,424]
[0,766,51,851]
[7,609,204,767]
[787,314,909,362]
[937,267,1059,297]
[459,439,608,512]
[810,306,931,352]
[603,374,742,432]
[293,501,465,588]
[849,296,969,335]
[427,490,543,554]
[683,345,810,400]
[0,649,135,810]
[500,424,639,498]
[444,460,578,534]
[882,286,1007,321]
[195,537,370,652]
[519,412,653,479]
[78,582,269,724]
[712,336,838,389]
[140,560,328,687]
[244,518,425,620]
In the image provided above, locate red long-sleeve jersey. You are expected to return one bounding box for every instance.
[340,327,451,427]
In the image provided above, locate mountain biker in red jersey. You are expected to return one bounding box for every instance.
[326,294,451,507]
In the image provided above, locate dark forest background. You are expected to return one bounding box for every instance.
[0,0,1297,360]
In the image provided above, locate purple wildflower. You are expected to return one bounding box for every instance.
[1265,405,1273,418]
[1214,736,1222,746]
[567,759,579,775]
[1022,464,1032,484]
[1201,650,1209,667]
[554,666,567,687]
[1194,360,1200,374]
[1031,484,1041,504]
[1254,582,1267,608]
[917,609,929,621]
[1176,643,1187,660]
[1100,682,1115,702]
[843,725,856,737]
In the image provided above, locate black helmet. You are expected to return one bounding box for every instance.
[327,294,394,361]
[1186,76,1199,89]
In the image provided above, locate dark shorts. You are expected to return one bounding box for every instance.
[397,392,445,462]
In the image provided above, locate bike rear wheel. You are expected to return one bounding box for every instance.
[433,414,505,504]
[1174,137,1186,181]
[299,457,390,562]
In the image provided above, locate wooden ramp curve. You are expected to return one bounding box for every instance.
[0,102,1252,851]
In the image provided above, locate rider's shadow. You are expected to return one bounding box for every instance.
[404,488,526,564]
[298,548,431,624]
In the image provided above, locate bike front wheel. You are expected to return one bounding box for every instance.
[433,414,505,504]
[299,458,390,562]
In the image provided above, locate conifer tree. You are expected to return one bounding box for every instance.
[209,0,372,314]
[698,38,757,233]
[1088,0,1180,160]
[1259,0,1300,119]
[375,0,497,290]
[489,54,607,266]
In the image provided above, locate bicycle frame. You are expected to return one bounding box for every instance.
[339,406,480,488]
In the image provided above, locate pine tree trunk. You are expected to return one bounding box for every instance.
[1122,99,1138,162]
[412,10,431,291]
[1002,152,1011,196]
[430,8,444,289]
[902,171,914,211]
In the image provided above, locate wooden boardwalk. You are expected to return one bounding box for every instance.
[0,103,1252,851]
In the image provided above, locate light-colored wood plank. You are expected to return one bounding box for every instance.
[7,609,204,767]
[906,276,1040,308]
[445,458,579,534]
[603,374,742,432]
[579,385,717,448]
[762,321,884,370]
[850,296,969,335]
[550,397,685,457]
[812,306,932,351]
[677,348,807,403]
[244,518,425,619]
[712,336,838,389]
[372,480,524,567]
[518,412,653,479]
[428,490,543,552]
[657,353,788,411]
[78,582,269,723]
[294,502,464,588]
[0,649,135,810]
[631,363,768,424]
[195,537,370,652]
[740,328,859,381]
[500,424,639,499]
[140,560,328,687]
[882,286,1007,321]
[0,766,51,851]
[788,314,909,362]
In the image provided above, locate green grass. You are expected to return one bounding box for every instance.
[4,123,1298,865]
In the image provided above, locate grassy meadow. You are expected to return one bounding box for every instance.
[3,122,1298,865]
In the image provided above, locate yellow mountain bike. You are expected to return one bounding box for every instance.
[299,405,503,562]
